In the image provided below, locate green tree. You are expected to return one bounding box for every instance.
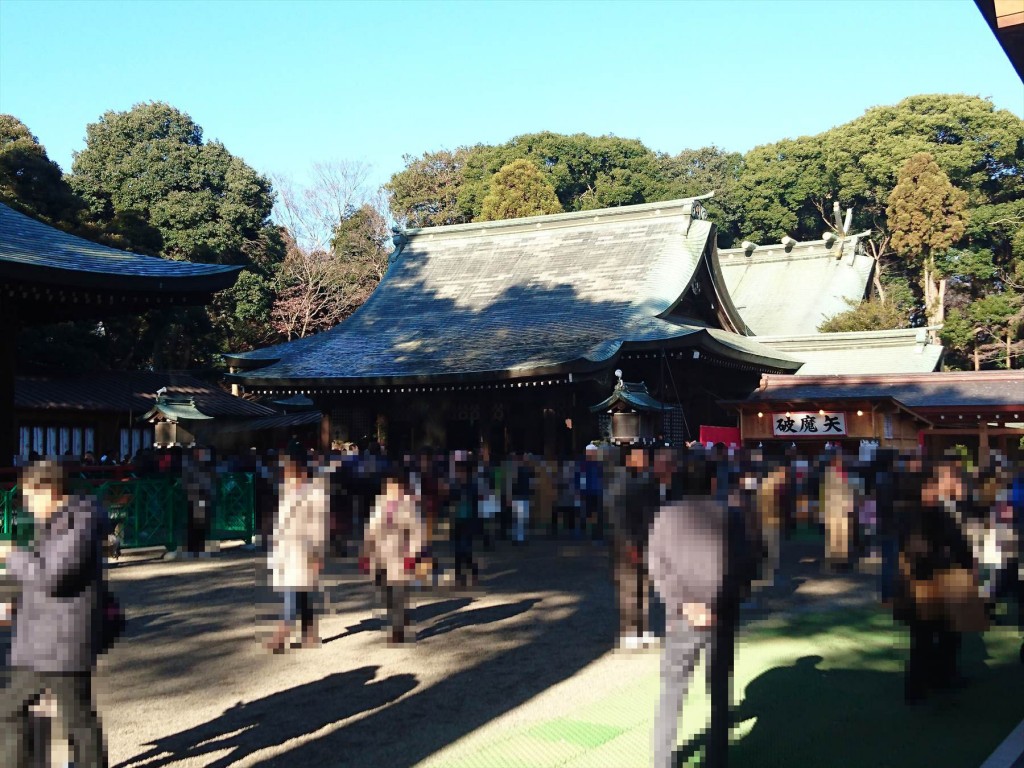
[887,152,968,327]
[657,146,744,245]
[70,102,280,267]
[941,293,1024,370]
[819,276,916,332]
[818,298,909,333]
[0,115,83,224]
[464,132,662,219]
[59,103,287,367]
[386,148,477,227]
[734,94,1023,245]
[479,159,563,221]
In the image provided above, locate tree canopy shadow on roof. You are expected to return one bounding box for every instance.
[227,202,800,387]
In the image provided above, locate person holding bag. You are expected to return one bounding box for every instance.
[264,449,328,653]
[894,456,986,705]
[361,468,426,643]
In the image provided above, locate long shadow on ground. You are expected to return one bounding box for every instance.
[249,543,616,767]
[324,597,475,643]
[113,666,418,768]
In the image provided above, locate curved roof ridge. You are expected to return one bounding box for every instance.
[403,196,711,241]
[719,230,871,257]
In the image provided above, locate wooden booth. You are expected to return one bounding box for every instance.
[733,371,1024,462]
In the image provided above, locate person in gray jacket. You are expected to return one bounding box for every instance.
[647,456,761,768]
[1,459,108,768]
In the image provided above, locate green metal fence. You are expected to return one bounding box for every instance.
[210,473,255,544]
[0,473,255,550]
[0,485,33,546]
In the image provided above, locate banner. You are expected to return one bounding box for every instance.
[699,425,741,447]
[771,412,846,437]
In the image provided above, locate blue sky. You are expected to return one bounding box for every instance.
[1,0,1021,192]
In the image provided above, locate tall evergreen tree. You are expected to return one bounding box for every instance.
[479,159,562,221]
[887,152,968,328]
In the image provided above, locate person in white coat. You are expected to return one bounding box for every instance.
[362,469,426,644]
[264,451,329,653]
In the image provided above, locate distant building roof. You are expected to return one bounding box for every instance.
[16,371,274,418]
[744,371,1024,412]
[140,397,213,422]
[0,203,240,293]
[758,328,944,375]
[719,232,874,336]
[229,199,801,388]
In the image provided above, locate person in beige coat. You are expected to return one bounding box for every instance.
[264,452,329,653]
[822,451,856,570]
[362,469,426,644]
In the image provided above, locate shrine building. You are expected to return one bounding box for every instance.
[228,198,804,456]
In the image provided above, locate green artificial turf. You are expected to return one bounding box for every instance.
[423,607,1024,768]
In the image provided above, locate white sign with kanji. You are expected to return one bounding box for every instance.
[772,412,847,437]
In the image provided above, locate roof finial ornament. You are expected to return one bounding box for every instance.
[389,227,409,264]
[614,368,624,389]
[830,201,856,259]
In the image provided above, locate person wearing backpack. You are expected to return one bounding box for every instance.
[0,459,110,768]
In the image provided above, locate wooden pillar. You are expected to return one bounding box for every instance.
[319,410,331,452]
[479,400,492,463]
[978,423,990,467]
[424,407,445,450]
[542,404,557,460]
[0,310,14,466]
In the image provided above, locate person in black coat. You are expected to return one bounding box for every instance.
[1,460,109,768]
[609,448,661,649]
[894,457,979,704]
[647,457,761,768]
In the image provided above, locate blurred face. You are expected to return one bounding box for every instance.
[626,449,646,471]
[22,481,62,521]
[385,477,403,498]
[281,458,303,482]
[935,464,964,500]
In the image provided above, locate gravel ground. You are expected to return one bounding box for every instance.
[5,534,884,768]
[99,539,623,768]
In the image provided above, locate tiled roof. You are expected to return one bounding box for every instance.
[720,233,874,336]
[16,372,275,418]
[214,411,323,434]
[229,199,801,386]
[758,328,944,375]
[0,203,240,292]
[745,371,1024,410]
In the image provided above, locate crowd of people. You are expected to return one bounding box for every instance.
[1,440,1022,767]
